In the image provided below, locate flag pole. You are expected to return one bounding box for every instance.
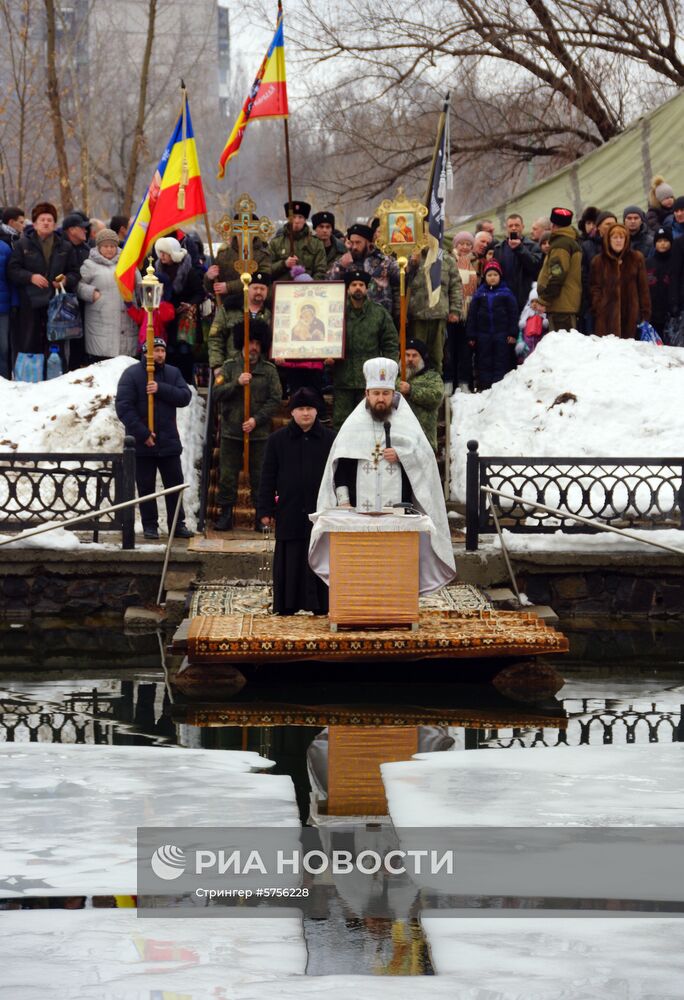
[283,117,295,256]
[424,94,450,209]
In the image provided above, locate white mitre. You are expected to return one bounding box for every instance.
[363,356,398,389]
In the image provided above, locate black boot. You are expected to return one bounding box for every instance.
[215,506,233,531]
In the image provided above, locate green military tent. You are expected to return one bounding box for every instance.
[456,89,684,233]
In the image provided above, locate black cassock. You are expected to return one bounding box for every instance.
[257,417,335,614]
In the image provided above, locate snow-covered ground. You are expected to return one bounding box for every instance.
[0,744,297,897]
[450,332,684,513]
[0,358,204,532]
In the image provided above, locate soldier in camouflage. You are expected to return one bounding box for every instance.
[268,200,328,281]
[311,210,346,268]
[328,223,400,321]
[207,271,272,372]
[407,248,463,375]
[326,269,399,431]
[398,338,444,453]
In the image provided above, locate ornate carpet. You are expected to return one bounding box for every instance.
[189,581,491,618]
[186,610,568,664]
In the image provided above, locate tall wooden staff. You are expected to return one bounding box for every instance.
[241,271,252,477]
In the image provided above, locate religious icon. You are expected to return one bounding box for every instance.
[389,212,415,244]
[272,281,346,359]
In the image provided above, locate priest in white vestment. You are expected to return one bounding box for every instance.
[309,357,456,593]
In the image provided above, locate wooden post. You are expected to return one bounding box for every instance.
[398,256,408,380]
[241,272,252,478]
[146,304,155,433]
[283,118,295,256]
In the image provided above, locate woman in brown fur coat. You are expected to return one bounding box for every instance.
[589,223,651,338]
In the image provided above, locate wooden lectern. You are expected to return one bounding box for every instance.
[328,528,420,629]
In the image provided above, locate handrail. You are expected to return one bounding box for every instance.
[196,369,214,534]
[481,485,684,558]
[0,483,190,608]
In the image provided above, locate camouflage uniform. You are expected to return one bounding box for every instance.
[268,225,328,281]
[207,306,272,369]
[408,252,463,374]
[331,298,399,430]
[213,354,282,506]
[405,365,444,452]
[204,238,271,307]
[328,247,401,320]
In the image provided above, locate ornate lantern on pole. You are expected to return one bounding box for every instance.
[141,257,163,433]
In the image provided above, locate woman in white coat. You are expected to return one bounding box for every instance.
[77,228,137,361]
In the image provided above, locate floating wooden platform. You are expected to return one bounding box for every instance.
[179,609,569,665]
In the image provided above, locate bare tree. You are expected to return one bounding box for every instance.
[122,0,158,217]
[44,0,74,213]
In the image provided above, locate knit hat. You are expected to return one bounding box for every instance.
[483,259,502,275]
[655,226,673,243]
[363,357,398,390]
[655,180,674,204]
[550,207,573,226]
[95,227,119,247]
[291,265,314,282]
[596,210,618,228]
[673,197,684,212]
[154,236,186,263]
[347,223,374,242]
[289,386,323,412]
[31,202,58,223]
[344,268,371,287]
[453,231,474,245]
[623,205,646,221]
[142,337,167,352]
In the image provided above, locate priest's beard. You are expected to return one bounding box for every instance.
[367,399,392,422]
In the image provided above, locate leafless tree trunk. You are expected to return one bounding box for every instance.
[122,0,158,216]
[44,0,74,213]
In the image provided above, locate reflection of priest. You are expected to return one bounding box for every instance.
[310,357,456,593]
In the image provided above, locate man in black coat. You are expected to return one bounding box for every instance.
[257,387,334,614]
[115,338,194,540]
[492,213,542,313]
[7,201,79,365]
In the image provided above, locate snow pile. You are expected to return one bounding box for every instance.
[0,358,205,530]
[450,332,684,504]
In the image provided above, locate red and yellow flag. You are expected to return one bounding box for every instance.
[116,91,207,301]
[217,3,288,179]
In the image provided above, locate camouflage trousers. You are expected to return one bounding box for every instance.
[218,436,266,506]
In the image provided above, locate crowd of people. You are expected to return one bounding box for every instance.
[2,179,682,606]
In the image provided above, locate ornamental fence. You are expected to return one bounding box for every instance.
[0,436,136,549]
[464,439,684,551]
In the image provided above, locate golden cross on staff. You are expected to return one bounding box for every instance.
[214,194,275,483]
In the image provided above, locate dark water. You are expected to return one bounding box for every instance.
[1,617,683,976]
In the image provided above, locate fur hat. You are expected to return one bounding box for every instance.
[550,207,573,226]
[344,268,371,287]
[578,205,600,235]
[154,236,186,263]
[31,202,58,223]
[284,201,311,219]
[311,211,335,229]
[289,386,323,412]
[406,338,429,365]
[453,231,474,245]
[250,271,271,288]
[363,357,398,390]
[95,227,119,247]
[233,316,272,353]
[347,223,374,242]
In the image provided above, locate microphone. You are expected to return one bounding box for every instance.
[383,421,391,449]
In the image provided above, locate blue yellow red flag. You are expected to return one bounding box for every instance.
[217,3,289,179]
[116,91,207,301]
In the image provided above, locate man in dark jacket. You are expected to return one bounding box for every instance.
[115,339,194,540]
[7,202,79,364]
[213,317,282,531]
[492,214,542,313]
[257,387,335,614]
[61,212,91,369]
[312,211,346,267]
[623,206,654,259]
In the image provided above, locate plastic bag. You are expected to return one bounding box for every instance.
[14,352,44,382]
[663,312,684,348]
[638,321,663,345]
[47,286,82,342]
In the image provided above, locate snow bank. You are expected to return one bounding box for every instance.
[0,358,204,530]
[450,331,684,504]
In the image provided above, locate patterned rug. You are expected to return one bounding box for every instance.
[186,610,568,664]
[189,581,491,618]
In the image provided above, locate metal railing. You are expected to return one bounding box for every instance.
[465,439,684,551]
[0,436,137,548]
